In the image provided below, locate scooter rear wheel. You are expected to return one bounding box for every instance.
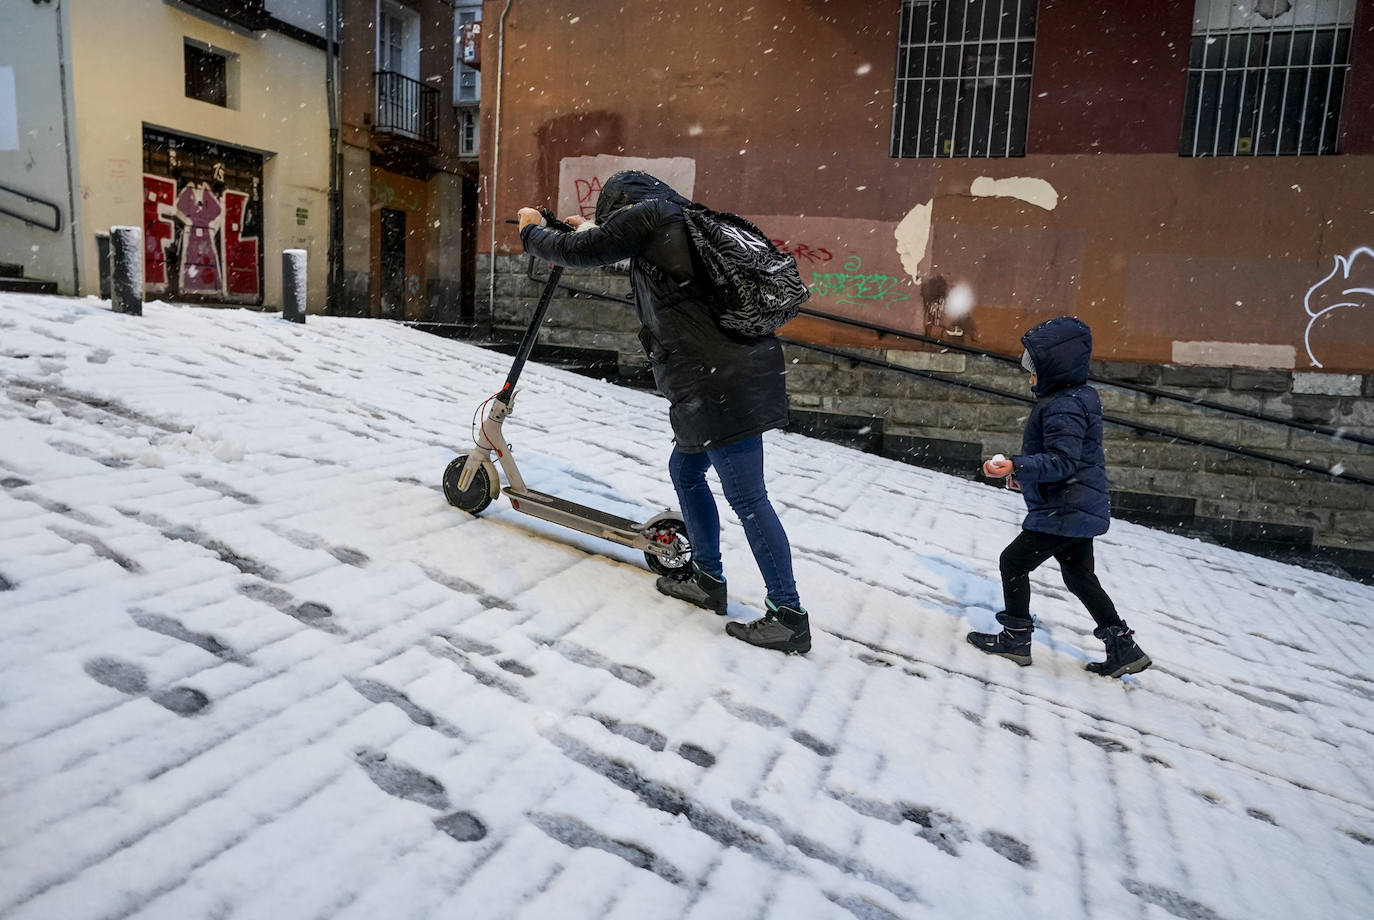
[644,516,692,577]
[442,456,493,515]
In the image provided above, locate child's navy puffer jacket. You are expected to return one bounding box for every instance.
[1012,316,1111,537]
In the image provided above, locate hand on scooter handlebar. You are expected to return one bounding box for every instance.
[515,206,577,234]
[538,207,577,233]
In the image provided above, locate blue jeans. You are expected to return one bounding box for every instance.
[668,435,800,609]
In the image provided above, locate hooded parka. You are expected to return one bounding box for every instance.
[520,171,788,452]
[1012,316,1112,537]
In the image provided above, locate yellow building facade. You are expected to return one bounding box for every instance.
[1,0,329,310]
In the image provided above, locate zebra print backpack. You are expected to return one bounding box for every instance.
[679,207,809,338]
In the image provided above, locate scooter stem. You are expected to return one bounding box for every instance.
[498,263,564,404]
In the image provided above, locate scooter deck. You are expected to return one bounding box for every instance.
[504,488,650,546]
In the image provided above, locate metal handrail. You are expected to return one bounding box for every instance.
[518,258,1374,449]
[793,340,1374,488]
[791,306,1374,448]
[0,183,62,233]
[373,70,438,145]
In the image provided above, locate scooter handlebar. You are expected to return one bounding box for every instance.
[506,212,577,234]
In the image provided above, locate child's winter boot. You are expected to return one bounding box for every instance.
[656,564,728,615]
[966,611,1033,666]
[1085,624,1151,678]
[725,599,811,654]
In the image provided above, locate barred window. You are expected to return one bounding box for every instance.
[891,0,1039,158]
[1182,0,1355,157]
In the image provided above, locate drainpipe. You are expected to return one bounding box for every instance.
[55,0,81,294]
[325,0,342,314]
[487,0,514,325]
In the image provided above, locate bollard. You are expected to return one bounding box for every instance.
[282,249,307,323]
[95,232,111,300]
[109,226,143,316]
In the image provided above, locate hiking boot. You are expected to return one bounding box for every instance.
[1085,624,1151,678]
[966,612,1033,666]
[725,599,811,654]
[656,564,728,615]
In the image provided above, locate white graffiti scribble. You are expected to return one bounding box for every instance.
[1303,246,1374,368]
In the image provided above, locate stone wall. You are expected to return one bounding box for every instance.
[479,253,1374,582]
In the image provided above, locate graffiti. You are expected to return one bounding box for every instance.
[372,182,423,211]
[223,180,261,296]
[574,176,602,219]
[176,182,223,292]
[143,175,177,286]
[809,256,911,307]
[142,127,263,304]
[1303,246,1373,368]
[557,155,695,224]
[772,239,834,264]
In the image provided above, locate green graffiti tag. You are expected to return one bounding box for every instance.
[809,256,911,307]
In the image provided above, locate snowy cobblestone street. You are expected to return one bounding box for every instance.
[2,295,1372,920]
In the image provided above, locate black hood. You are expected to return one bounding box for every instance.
[593,171,694,225]
[1022,316,1093,396]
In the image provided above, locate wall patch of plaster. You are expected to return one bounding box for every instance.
[970,176,1059,211]
[1171,341,1296,370]
[894,201,933,281]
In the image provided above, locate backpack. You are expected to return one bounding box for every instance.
[679,207,809,338]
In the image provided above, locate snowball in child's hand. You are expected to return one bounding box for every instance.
[991,454,1006,463]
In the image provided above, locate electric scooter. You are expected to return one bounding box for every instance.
[441,209,692,577]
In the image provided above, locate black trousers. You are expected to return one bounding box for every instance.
[999,530,1123,630]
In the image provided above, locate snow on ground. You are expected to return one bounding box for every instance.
[1,293,1372,920]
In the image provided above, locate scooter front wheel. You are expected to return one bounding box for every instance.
[442,456,493,515]
[644,516,692,577]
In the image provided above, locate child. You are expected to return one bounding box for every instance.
[967,316,1150,678]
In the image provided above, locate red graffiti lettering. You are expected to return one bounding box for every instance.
[223,190,260,297]
[772,239,833,264]
[574,176,603,218]
[142,174,176,286]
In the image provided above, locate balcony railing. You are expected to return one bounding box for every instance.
[374,71,438,147]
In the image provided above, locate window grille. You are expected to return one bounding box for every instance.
[1182,0,1355,156]
[891,0,1039,158]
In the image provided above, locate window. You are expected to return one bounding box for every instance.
[1182,0,1356,156]
[454,3,481,105]
[891,0,1039,158]
[184,42,228,107]
[458,108,478,157]
[377,1,419,79]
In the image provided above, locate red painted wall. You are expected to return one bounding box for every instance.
[1346,0,1374,152]
[1028,0,1194,154]
[479,0,1374,373]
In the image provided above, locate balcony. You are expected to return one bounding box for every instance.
[173,0,271,31]
[374,71,439,150]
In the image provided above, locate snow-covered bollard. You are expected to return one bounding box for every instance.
[95,232,111,300]
[109,226,143,317]
[282,250,307,324]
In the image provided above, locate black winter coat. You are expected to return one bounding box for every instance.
[520,171,788,453]
[1013,316,1112,538]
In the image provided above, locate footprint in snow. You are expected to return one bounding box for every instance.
[83,656,211,716]
[353,748,487,842]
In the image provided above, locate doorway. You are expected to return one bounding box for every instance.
[379,207,405,319]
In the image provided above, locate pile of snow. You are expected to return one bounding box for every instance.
[1,293,1371,920]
